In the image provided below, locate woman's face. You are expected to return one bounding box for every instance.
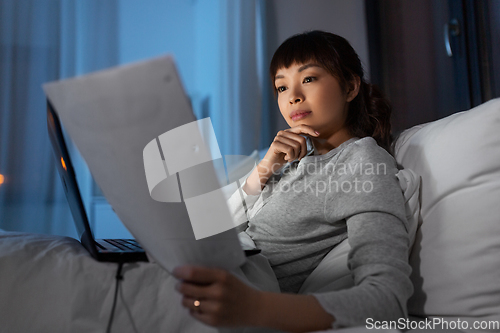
[274,62,358,142]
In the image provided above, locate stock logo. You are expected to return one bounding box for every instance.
[143,118,254,240]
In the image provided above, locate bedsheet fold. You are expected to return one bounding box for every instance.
[0,231,280,333]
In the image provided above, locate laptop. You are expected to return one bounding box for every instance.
[45,56,260,268]
[47,101,148,263]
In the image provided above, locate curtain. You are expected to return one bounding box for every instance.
[0,0,270,236]
[193,0,272,157]
[0,0,119,237]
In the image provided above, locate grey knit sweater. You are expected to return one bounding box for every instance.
[231,137,413,328]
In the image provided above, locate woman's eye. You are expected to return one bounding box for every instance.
[276,86,287,93]
[303,77,315,83]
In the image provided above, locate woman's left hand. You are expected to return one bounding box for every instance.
[172,265,263,327]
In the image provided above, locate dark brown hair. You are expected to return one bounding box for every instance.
[269,30,392,152]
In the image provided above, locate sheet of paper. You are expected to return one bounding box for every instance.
[43,55,246,271]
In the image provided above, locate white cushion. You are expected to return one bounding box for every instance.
[0,231,279,332]
[393,98,500,323]
[299,238,353,294]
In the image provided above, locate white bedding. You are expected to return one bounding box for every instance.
[0,231,280,333]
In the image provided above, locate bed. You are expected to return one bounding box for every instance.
[1,98,499,333]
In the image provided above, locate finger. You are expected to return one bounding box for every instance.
[271,139,300,162]
[275,130,307,158]
[281,127,316,160]
[275,133,307,160]
[176,280,218,300]
[186,298,226,327]
[299,137,310,160]
[182,295,205,311]
[183,297,221,314]
[285,124,320,137]
[173,265,223,284]
[276,130,308,145]
[189,307,220,327]
[183,296,222,325]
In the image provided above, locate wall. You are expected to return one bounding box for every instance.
[268,0,369,69]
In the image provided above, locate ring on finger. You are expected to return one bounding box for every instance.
[194,299,201,312]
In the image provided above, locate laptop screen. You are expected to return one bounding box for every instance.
[47,101,92,242]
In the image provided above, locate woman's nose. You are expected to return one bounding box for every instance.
[289,87,304,104]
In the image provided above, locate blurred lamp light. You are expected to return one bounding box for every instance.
[61,157,67,171]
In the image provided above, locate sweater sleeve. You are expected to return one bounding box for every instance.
[226,179,261,232]
[313,211,413,328]
[312,138,413,328]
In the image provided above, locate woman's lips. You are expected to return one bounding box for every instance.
[291,111,311,121]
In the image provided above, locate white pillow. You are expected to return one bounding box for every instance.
[393,98,500,324]
[299,238,353,294]
[395,169,421,250]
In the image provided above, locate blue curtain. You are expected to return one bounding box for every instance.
[193,0,273,157]
[0,0,119,237]
[0,0,270,236]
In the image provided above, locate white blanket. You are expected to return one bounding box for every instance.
[0,231,279,333]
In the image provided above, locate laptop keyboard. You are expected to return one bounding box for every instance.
[96,239,145,252]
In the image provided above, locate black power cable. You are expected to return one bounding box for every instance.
[106,261,124,333]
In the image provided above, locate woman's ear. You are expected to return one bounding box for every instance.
[346,76,361,102]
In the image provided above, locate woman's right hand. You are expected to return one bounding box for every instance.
[243,125,319,195]
[266,124,319,165]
